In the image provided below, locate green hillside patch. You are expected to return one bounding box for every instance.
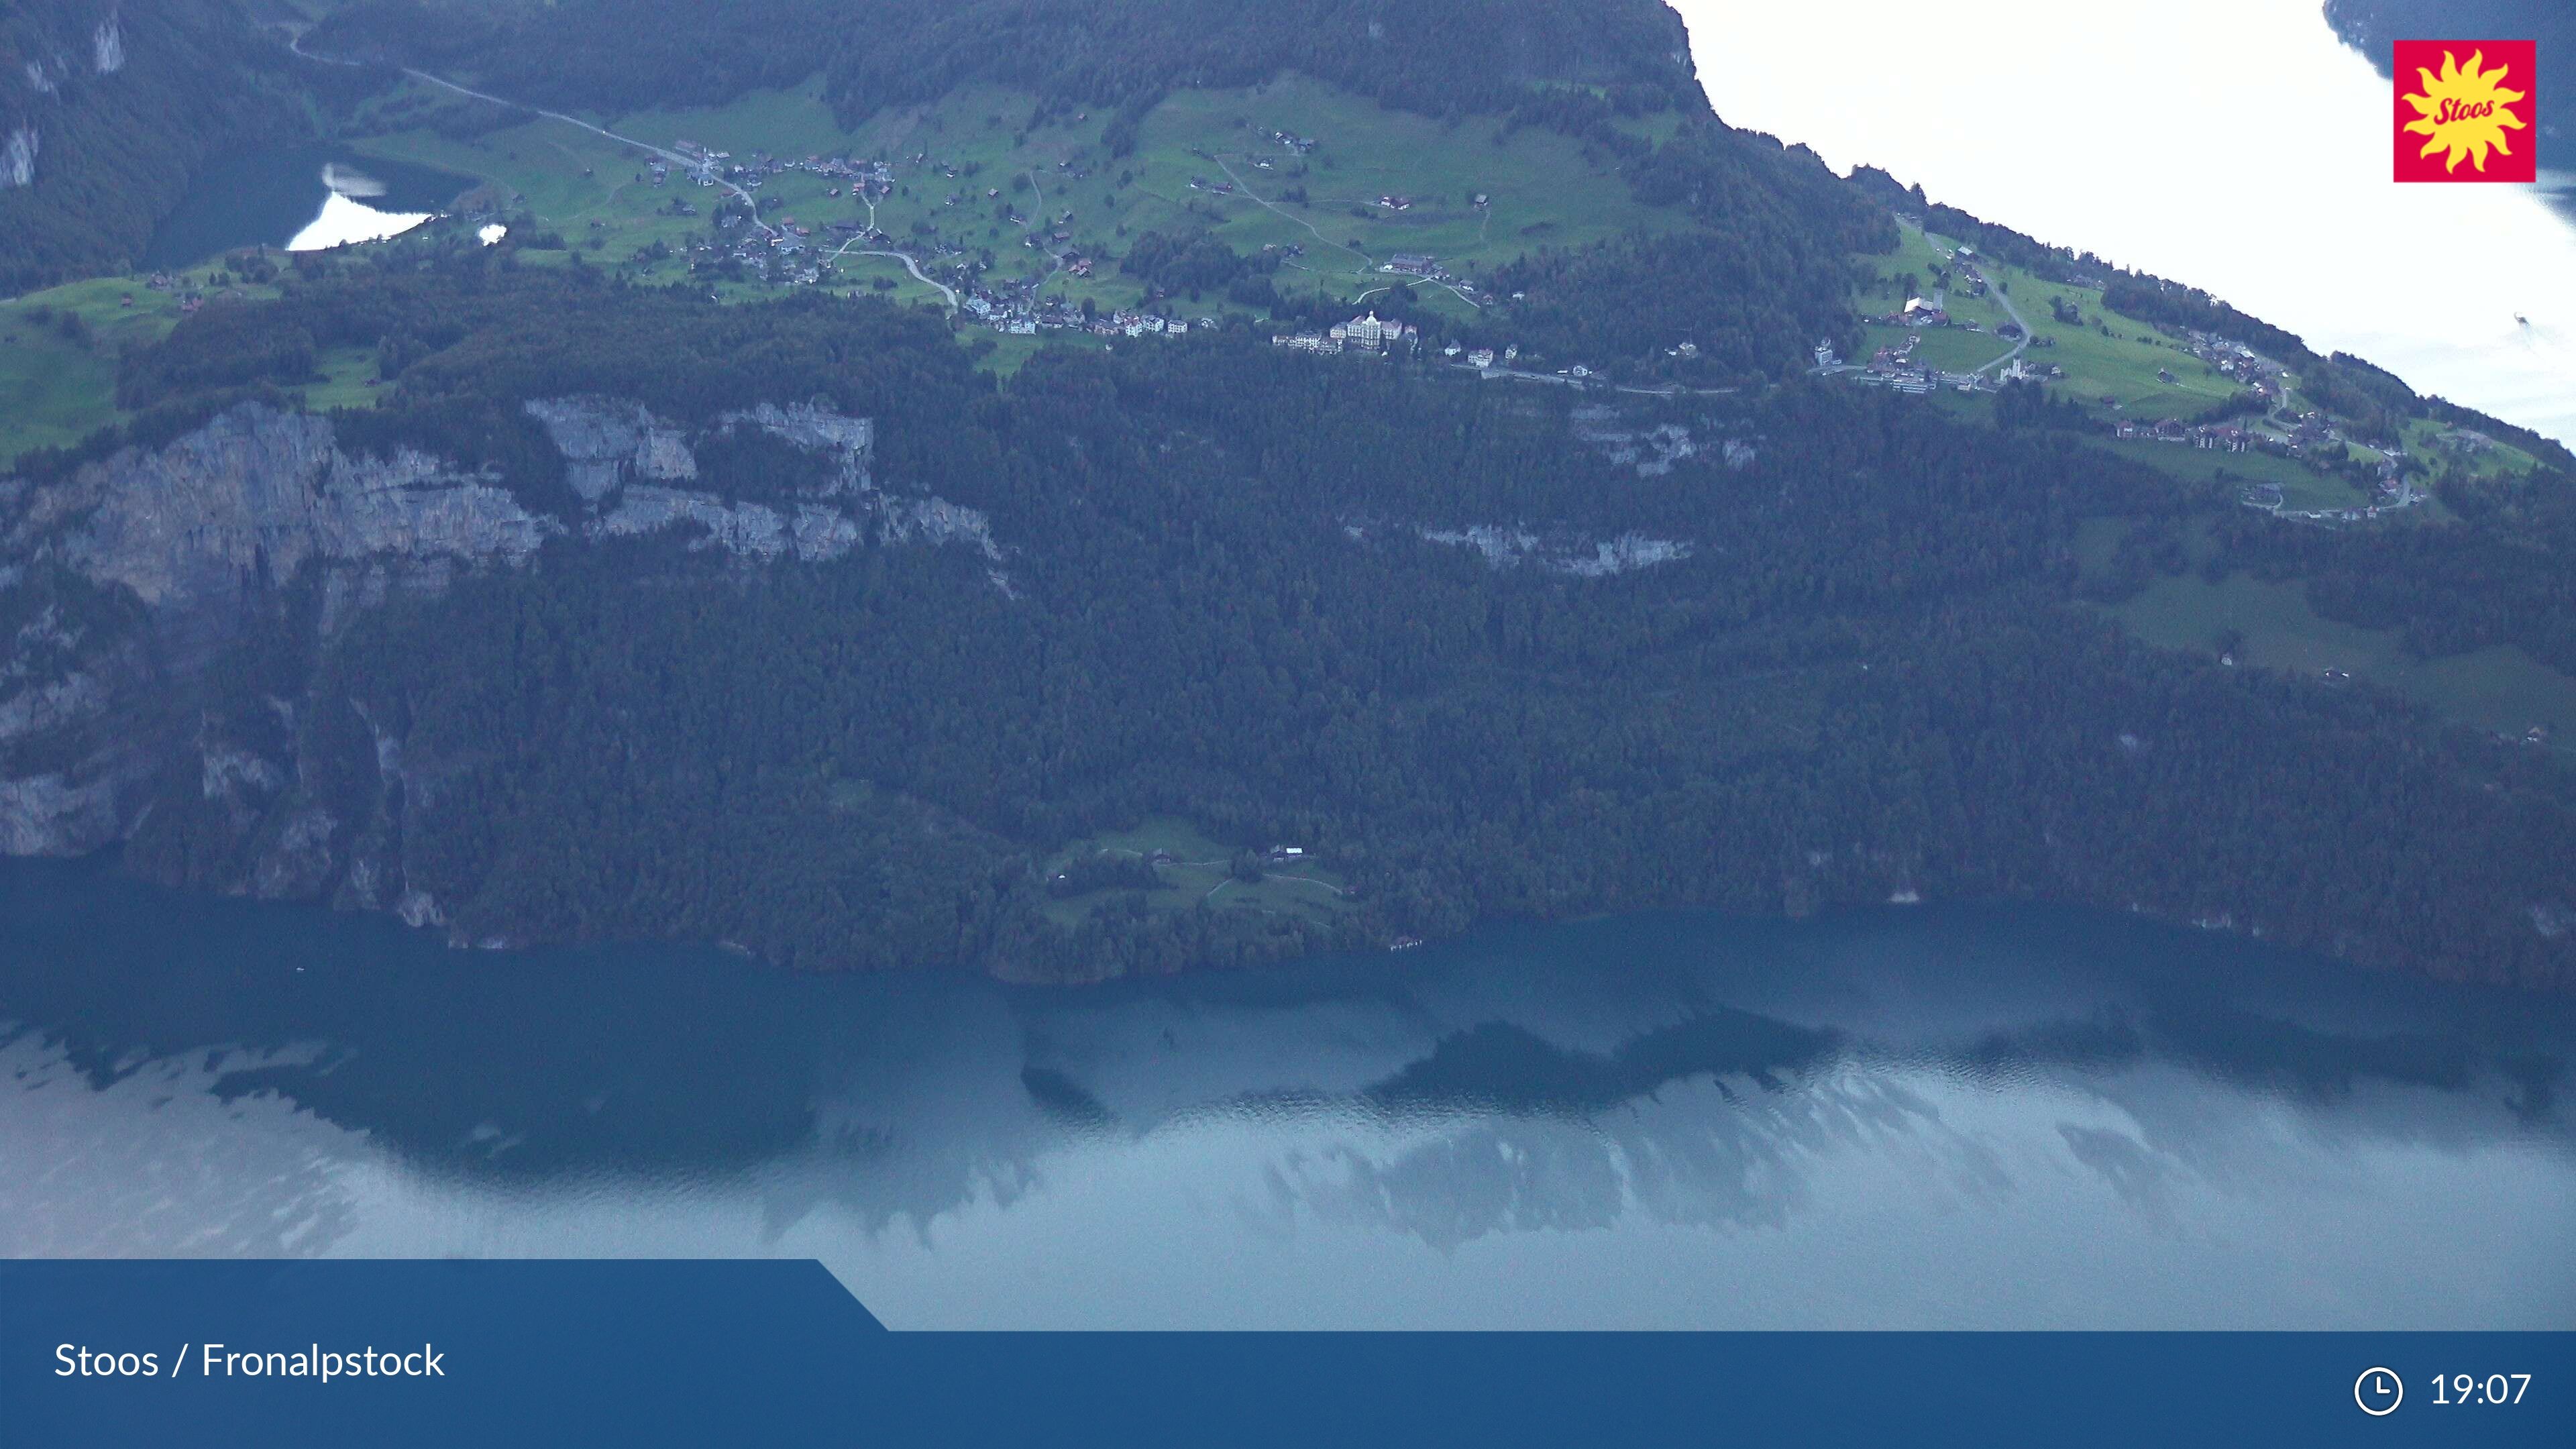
[301,345,390,412]
[1130,73,1680,286]
[1,272,271,464]
[0,303,123,464]
[337,69,1688,329]
[2400,414,2542,482]
[1850,227,2255,420]
[2097,437,2369,513]
[2107,572,2576,741]
[1859,322,2005,375]
[1983,260,2245,421]
[1041,816,1355,931]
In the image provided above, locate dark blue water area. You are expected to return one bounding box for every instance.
[1,853,2569,1327]
[141,146,476,269]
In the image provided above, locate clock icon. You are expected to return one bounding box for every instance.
[2356,1366,2404,1416]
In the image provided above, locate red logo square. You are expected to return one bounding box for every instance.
[2394,40,2538,182]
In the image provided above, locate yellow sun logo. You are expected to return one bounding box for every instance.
[2400,48,2529,173]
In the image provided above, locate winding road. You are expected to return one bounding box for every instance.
[1972,266,2035,376]
[285,25,777,241]
[822,240,959,308]
[1211,152,1488,311]
[285,22,965,309]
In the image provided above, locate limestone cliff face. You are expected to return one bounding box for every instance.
[0,403,553,871]
[529,394,1000,564]
[32,405,556,613]
[0,395,1000,931]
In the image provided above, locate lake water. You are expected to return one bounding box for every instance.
[1676,0,2576,445]
[1,857,2567,1329]
[142,147,472,270]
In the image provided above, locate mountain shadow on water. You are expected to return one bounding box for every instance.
[1361,1012,1841,1119]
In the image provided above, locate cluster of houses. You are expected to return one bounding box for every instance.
[2113,418,2257,450]
[1833,333,1995,396]
[2179,328,2285,404]
[676,140,893,201]
[689,216,818,281]
[1371,251,1496,305]
[1862,297,1946,328]
[136,269,219,317]
[1272,310,1423,356]
[962,286,1215,339]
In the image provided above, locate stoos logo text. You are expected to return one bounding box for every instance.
[2394,40,2536,182]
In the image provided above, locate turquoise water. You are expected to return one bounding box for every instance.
[142,146,474,269]
[0,857,2568,1328]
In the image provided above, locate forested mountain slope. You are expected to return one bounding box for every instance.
[1,266,2568,987]
[306,0,1702,125]
[0,0,329,292]
[0,1,2569,989]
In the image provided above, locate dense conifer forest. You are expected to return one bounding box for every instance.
[3,1,2572,987]
[62,260,2576,987]
[0,0,339,291]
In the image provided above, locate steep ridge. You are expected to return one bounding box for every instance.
[0,394,998,922]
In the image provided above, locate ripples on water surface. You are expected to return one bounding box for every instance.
[0,859,2569,1328]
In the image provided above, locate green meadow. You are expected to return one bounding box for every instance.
[1,272,289,464]
[2106,571,2576,741]
[1851,226,2258,420]
[1040,815,1355,931]
[2096,437,2369,513]
[339,70,1688,322]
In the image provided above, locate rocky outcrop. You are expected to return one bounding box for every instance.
[1572,406,1700,477]
[1415,524,1692,576]
[716,401,873,490]
[31,405,556,612]
[1,125,35,187]
[523,394,1000,566]
[0,394,1002,930]
[523,396,702,501]
[0,400,555,868]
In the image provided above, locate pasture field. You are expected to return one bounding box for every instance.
[341,70,1688,323]
[2106,571,2576,741]
[1,271,285,464]
[1980,257,2247,420]
[1858,321,2008,374]
[2096,437,2370,513]
[1041,815,1354,931]
[1852,227,2252,418]
[2398,413,2546,482]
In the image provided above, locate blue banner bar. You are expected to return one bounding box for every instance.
[3,1260,2567,1446]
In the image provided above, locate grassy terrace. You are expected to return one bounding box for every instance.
[340,71,1680,331]
[2097,437,2368,513]
[1845,225,2435,516]
[2,67,1682,460]
[2106,571,2576,744]
[0,273,290,462]
[1040,816,1356,932]
[1852,225,2251,420]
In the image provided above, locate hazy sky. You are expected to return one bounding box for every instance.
[1670,0,2576,441]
